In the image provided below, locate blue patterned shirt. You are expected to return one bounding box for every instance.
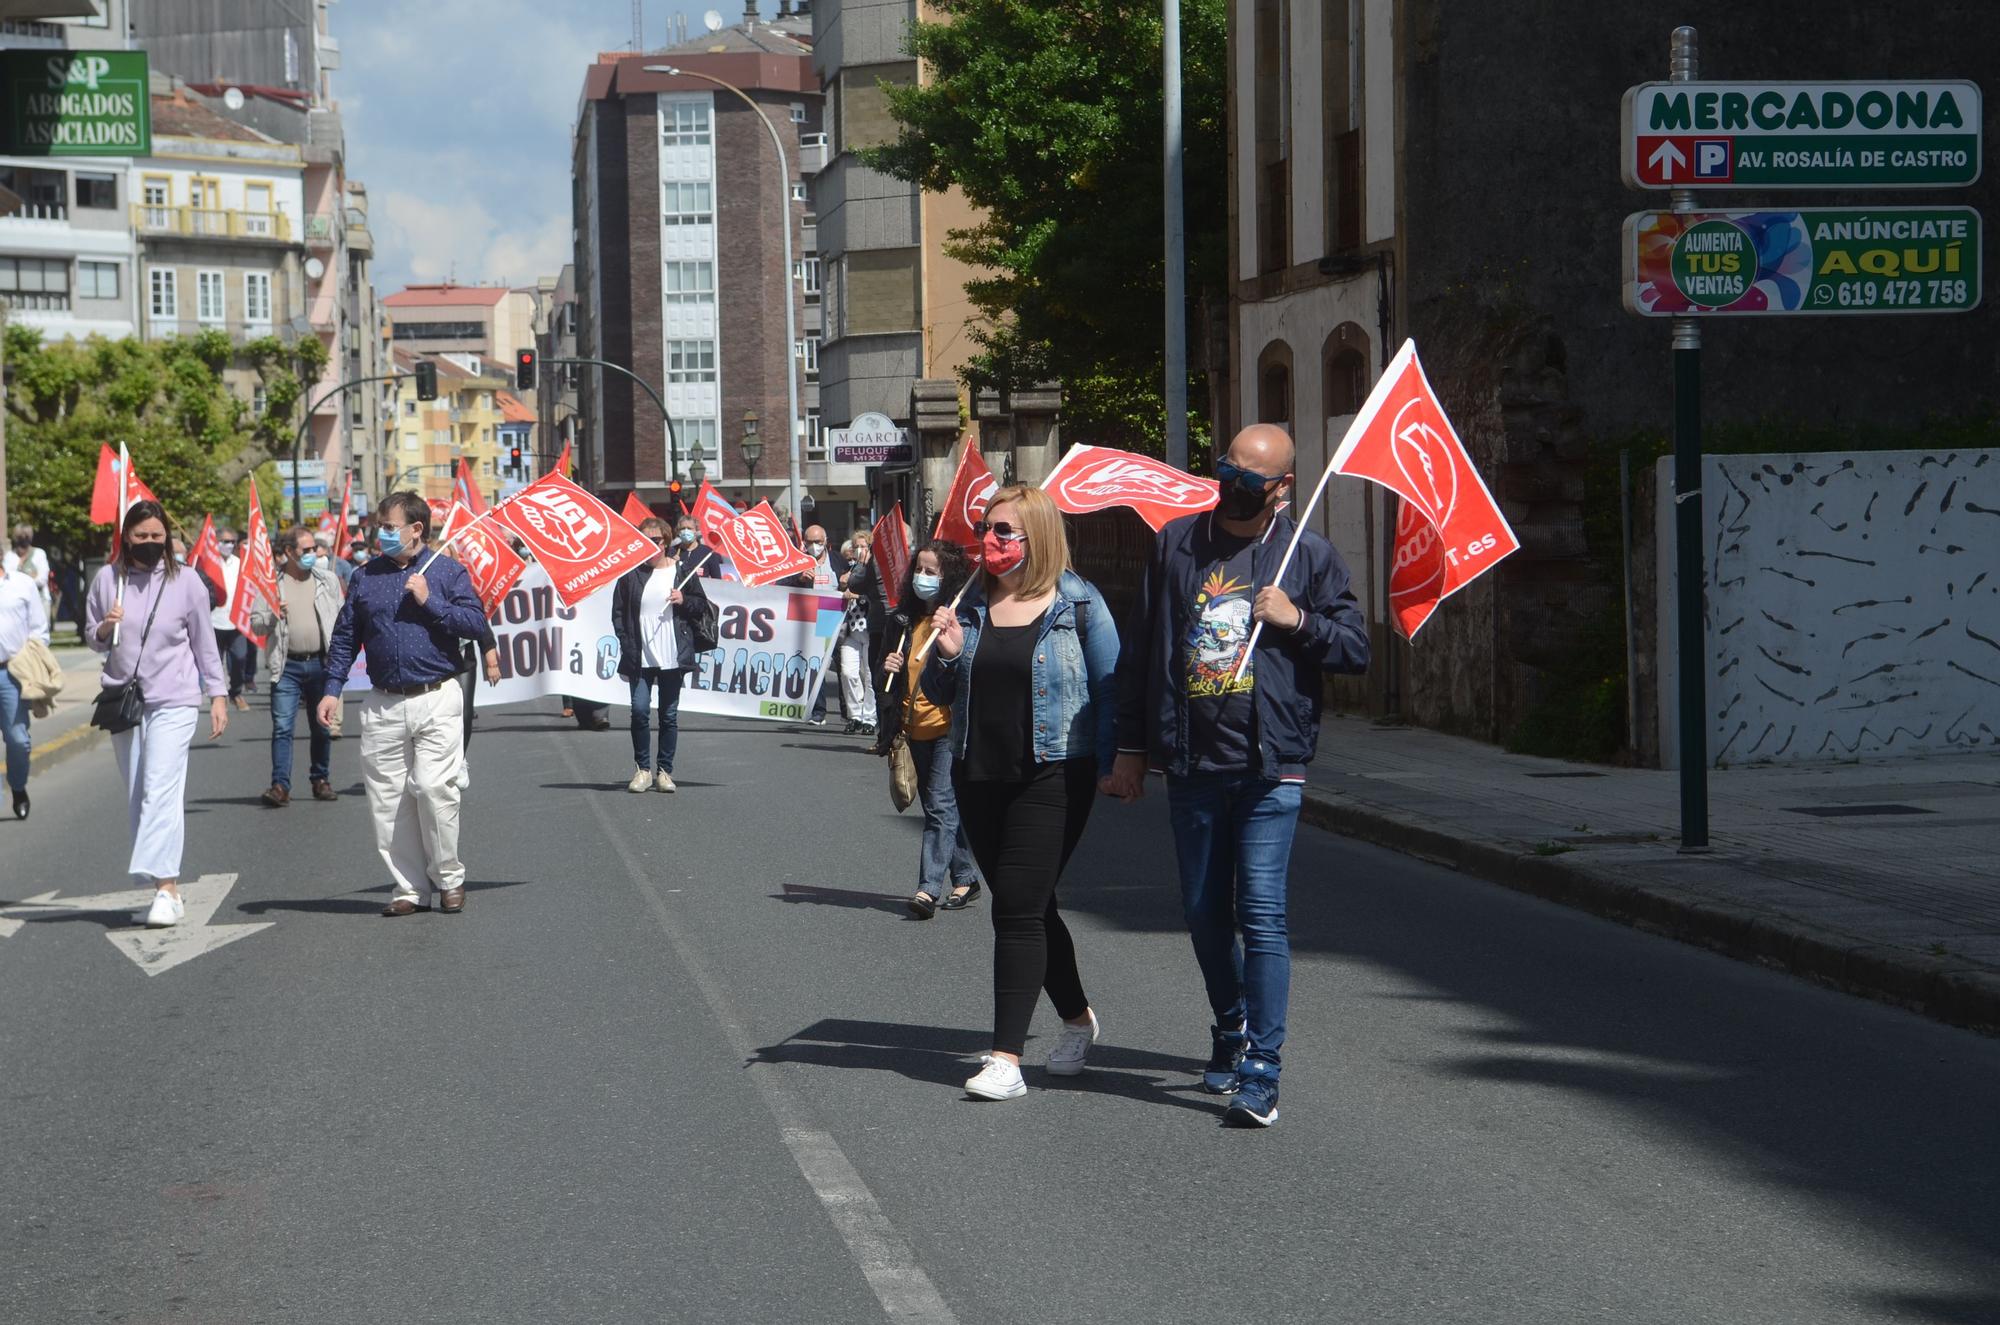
[324,550,488,697]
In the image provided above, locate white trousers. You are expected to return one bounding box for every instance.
[358,684,466,903]
[837,632,876,725]
[112,704,198,884]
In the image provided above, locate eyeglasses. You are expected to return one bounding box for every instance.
[972,520,1027,542]
[1214,458,1289,493]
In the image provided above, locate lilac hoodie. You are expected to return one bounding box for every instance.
[86,560,229,709]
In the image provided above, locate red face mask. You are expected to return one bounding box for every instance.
[980,532,1028,577]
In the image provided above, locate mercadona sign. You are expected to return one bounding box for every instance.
[0,50,150,157]
[1623,207,1981,316]
[1623,81,1980,189]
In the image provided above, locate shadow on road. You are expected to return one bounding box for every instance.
[233,879,532,917]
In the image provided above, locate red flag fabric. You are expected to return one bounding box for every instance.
[454,459,488,515]
[932,438,998,552]
[425,497,452,537]
[491,470,653,607]
[436,500,473,547]
[450,510,529,618]
[870,503,911,601]
[554,441,572,480]
[1329,340,1519,638]
[91,443,120,524]
[692,480,736,542]
[707,500,815,588]
[331,470,353,549]
[231,484,282,645]
[189,515,228,608]
[1042,444,1219,531]
[620,492,654,527]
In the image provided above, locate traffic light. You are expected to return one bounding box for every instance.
[668,478,683,498]
[413,360,438,401]
[508,446,523,474]
[515,348,536,390]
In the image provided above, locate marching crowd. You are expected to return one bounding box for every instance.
[4,421,1370,1129]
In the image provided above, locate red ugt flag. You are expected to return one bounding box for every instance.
[620,492,654,527]
[708,500,815,588]
[189,514,228,608]
[493,470,653,608]
[1329,339,1519,638]
[450,510,529,618]
[692,480,736,542]
[870,503,911,602]
[1041,444,1219,531]
[932,438,997,553]
[454,458,488,515]
[232,483,283,645]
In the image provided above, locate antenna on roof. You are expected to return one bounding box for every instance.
[631,0,645,50]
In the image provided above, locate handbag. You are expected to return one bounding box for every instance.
[886,730,918,812]
[89,580,166,735]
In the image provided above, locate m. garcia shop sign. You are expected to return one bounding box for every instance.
[1623,80,1980,188]
[0,51,150,157]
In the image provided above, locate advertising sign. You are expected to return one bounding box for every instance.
[1622,81,1981,189]
[0,51,151,157]
[826,411,913,486]
[1624,207,1982,316]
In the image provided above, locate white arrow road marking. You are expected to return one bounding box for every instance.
[1649,139,1687,179]
[1,875,270,975]
[0,890,62,939]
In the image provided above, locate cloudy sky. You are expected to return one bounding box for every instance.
[338,0,726,292]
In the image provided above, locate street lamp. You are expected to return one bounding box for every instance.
[739,409,762,507]
[645,63,803,524]
[688,454,707,489]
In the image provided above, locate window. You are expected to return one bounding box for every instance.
[666,339,716,383]
[804,409,824,459]
[196,270,226,324]
[662,181,712,224]
[796,333,820,377]
[244,271,273,326]
[661,100,712,146]
[391,320,486,341]
[678,417,719,467]
[252,384,269,416]
[243,182,274,235]
[403,432,419,451]
[0,257,70,309]
[1254,0,1292,273]
[1256,340,1294,429]
[149,267,177,319]
[404,399,417,417]
[796,256,821,300]
[789,182,808,203]
[141,177,170,228]
[836,63,916,153]
[75,173,116,210]
[662,260,714,302]
[78,260,119,300]
[1322,0,1361,253]
[789,102,807,123]
[843,248,919,334]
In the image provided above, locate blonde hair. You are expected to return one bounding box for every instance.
[984,484,1069,600]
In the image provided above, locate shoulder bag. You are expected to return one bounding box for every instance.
[89,581,166,734]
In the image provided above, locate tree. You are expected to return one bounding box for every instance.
[864,0,1228,454]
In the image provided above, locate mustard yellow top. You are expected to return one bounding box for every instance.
[901,616,950,740]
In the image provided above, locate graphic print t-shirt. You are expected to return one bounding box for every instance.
[1183,536,1257,772]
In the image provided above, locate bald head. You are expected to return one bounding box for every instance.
[1225,424,1296,479]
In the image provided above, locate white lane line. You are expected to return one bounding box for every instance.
[562,741,959,1325]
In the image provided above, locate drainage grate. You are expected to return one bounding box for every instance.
[1783,803,1935,817]
[1525,771,1607,778]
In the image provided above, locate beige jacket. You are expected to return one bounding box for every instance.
[6,637,63,717]
[249,563,344,680]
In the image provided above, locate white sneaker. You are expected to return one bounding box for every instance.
[964,1055,1027,1100]
[654,769,677,793]
[626,767,652,793]
[455,761,471,791]
[143,889,184,929]
[1045,1009,1101,1077]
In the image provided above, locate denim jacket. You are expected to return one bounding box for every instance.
[920,569,1121,771]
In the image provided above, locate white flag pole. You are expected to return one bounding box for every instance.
[908,575,977,669]
[111,442,131,647]
[671,548,715,593]
[1228,462,1346,684]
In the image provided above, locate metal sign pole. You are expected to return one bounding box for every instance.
[1669,25,1709,851]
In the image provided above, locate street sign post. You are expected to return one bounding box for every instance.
[1624,207,1982,316]
[1623,80,1981,189]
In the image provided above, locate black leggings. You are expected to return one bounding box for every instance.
[955,759,1097,1056]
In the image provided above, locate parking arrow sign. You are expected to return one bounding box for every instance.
[1648,139,1687,179]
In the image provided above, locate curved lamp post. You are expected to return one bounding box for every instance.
[740,409,763,508]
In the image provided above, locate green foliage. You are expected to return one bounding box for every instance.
[3,326,325,560]
[863,0,1227,453]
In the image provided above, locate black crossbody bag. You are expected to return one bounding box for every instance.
[89,583,166,734]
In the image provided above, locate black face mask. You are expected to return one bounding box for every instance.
[128,542,167,568]
[1219,475,1278,522]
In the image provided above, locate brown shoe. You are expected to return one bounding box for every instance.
[381,898,421,917]
[260,783,289,807]
[311,779,336,801]
[438,887,466,914]
[232,695,250,712]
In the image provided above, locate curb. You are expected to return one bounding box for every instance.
[1297,789,2000,1037]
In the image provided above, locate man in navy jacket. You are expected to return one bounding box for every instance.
[1103,424,1370,1127]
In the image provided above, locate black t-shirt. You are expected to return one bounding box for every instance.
[962,613,1042,781]
[1183,532,1259,772]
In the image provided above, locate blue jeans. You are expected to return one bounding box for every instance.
[0,667,29,793]
[629,668,684,772]
[270,657,331,789]
[909,735,978,898]
[1166,772,1304,1073]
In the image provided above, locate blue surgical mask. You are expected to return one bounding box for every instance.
[677,529,696,545]
[298,553,318,570]
[377,528,405,556]
[912,573,941,600]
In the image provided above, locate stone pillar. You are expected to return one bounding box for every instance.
[1006,381,1063,486]
[909,378,961,537]
[974,386,1012,483]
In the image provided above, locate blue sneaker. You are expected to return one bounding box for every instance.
[1224,1059,1279,1128]
[1202,1022,1247,1094]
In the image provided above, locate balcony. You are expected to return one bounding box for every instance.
[143,316,280,344]
[798,132,829,174]
[133,205,294,243]
[304,212,336,249]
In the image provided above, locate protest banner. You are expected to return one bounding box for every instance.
[708,500,815,587]
[1042,444,1219,530]
[491,471,653,608]
[933,437,997,552]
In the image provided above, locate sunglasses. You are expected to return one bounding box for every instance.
[1214,458,1289,493]
[972,520,1027,542]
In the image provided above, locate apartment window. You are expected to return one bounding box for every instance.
[404,399,417,417]
[678,417,719,467]
[75,172,116,210]
[662,181,712,224]
[1254,0,1292,274]
[1322,0,1361,253]
[149,267,177,319]
[243,182,274,235]
[843,248,919,334]
[796,333,820,377]
[789,102,807,123]
[141,177,170,228]
[403,432,419,451]
[796,256,821,300]
[244,271,273,326]
[391,320,486,341]
[1256,340,1294,430]
[77,260,119,300]
[196,270,226,325]
[789,182,808,203]
[804,409,824,459]
[252,384,269,416]
[0,256,70,310]
[665,339,716,383]
[661,100,712,146]
[662,260,714,302]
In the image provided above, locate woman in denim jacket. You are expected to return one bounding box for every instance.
[922,484,1120,1101]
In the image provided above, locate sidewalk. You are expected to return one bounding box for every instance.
[25,644,106,773]
[1299,714,2000,1034]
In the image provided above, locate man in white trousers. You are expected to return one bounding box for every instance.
[318,492,490,916]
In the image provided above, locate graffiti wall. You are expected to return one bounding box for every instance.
[1657,450,2000,767]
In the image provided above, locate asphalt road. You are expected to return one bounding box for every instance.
[4,695,1998,1324]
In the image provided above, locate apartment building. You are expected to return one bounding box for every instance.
[384,282,535,361]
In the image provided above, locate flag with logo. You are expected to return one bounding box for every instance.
[870,503,911,601]
[231,482,283,645]
[691,481,739,571]
[491,470,653,608]
[437,500,474,546]
[1329,340,1519,638]
[1041,445,1219,531]
[932,437,998,553]
[189,514,228,608]
[708,500,815,588]
[621,492,654,527]
[454,458,488,515]
[449,510,530,618]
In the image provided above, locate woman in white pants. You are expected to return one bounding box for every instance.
[836,540,878,735]
[85,502,230,928]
